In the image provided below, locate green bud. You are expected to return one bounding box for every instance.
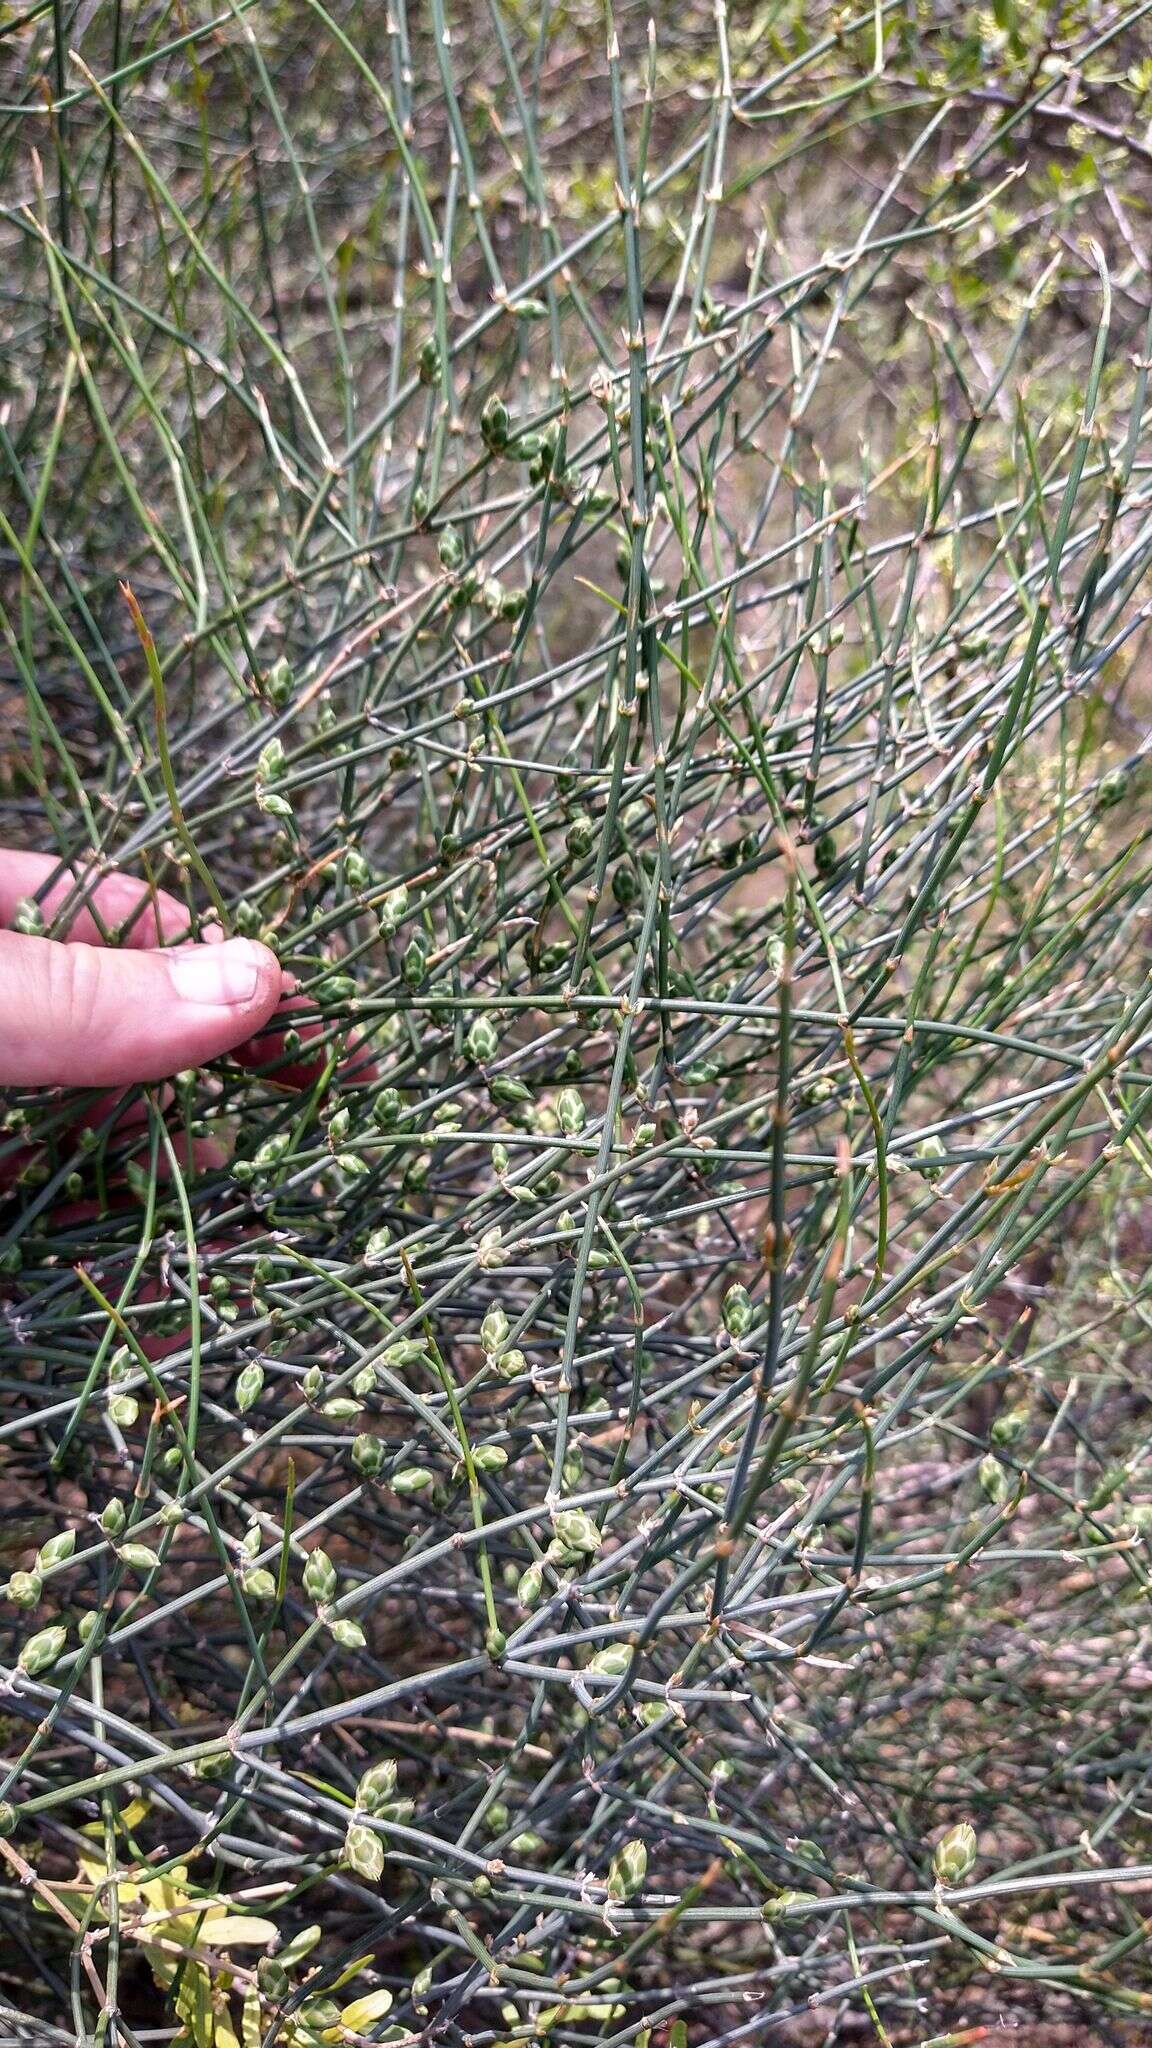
[6,1572,41,1608]
[303,1364,325,1403]
[100,1499,126,1538]
[402,936,428,987]
[587,1644,630,1677]
[489,1074,532,1106]
[19,1624,67,1676]
[257,788,294,820]
[235,1362,265,1414]
[517,1562,544,1606]
[933,1821,977,1885]
[438,526,464,572]
[344,1821,384,1881]
[722,1282,753,1338]
[384,1340,428,1366]
[383,1335,428,1368]
[0,1801,17,1837]
[480,393,510,450]
[321,1394,362,1418]
[352,1434,385,1476]
[375,1796,414,1824]
[611,862,639,907]
[607,1838,647,1900]
[372,1087,403,1130]
[253,1131,291,1173]
[510,1829,546,1856]
[357,1759,398,1811]
[481,1304,509,1355]
[555,1087,584,1134]
[496,1347,527,1380]
[418,336,440,385]
[552,1508,602,1555]
[492,1141,510,1175]
[344,847,371,890]
[37,1531,75,1570]
[378,884,409,936]
[13,896,45,936]
[243,1568,278,1600]
[119,1543,160,1573]
[363,1227,393,1268]
[265,656,293,706]
[303,1548,338,1604]
[329,1617,367,1650]
[761,1889,819,1921]
[635,1700,666,1726]
[485,1626,507,1659]
[108,1394,139,1428]
[257,1956,290,2003]
[467,1015,500,1063]
[978,1454,1009,1505]
[392,1467,434,1496]
[1094,765,1131,813]
[473,1444,508,1472]
[991,1403,1029,1447]
[565,812,596,858]
[257,735,284,782]
[318,973,357,1005]
[915,1134,947,1181]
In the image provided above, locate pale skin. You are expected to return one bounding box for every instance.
[0,849,285,1088]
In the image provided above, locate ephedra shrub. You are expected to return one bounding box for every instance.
[3,1,1152,2041]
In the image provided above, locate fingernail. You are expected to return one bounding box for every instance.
[168,939,262,1006]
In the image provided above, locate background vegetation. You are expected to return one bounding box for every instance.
[3,0,1152,2040]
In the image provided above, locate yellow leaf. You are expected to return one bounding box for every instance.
[212,1995,242,2048]
[241,1988,263,2048]
[339,1987,394,2029]
[197,1915,280,1948]
[175,1960,215,2048]
[328,1953,376,1994]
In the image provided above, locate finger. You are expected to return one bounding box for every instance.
[0,933,283,1087]
[0,848,207,947]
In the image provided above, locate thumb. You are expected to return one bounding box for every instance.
[0,932,283,1087]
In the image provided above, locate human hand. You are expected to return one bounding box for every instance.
[0,849,283,1088]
